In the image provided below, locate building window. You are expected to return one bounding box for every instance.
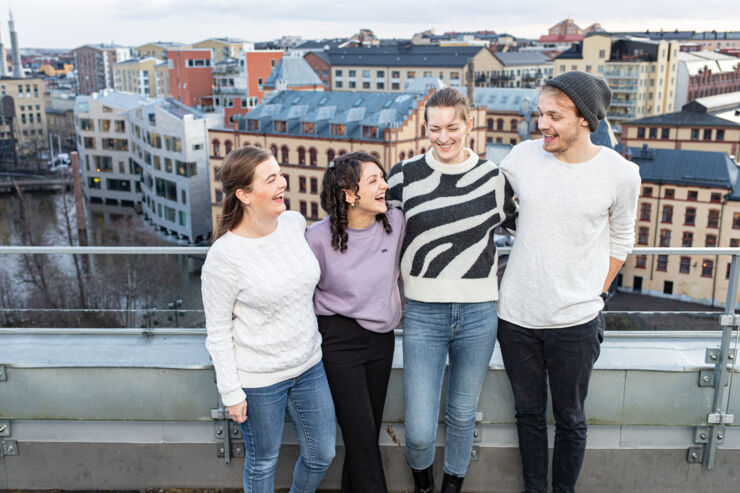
[657,255,668,271]
[708,209,720,228]
[717,129,725,141]
[274,121,286,132]
[661,205,673,223]
[331,124,345,135]
[659,229,671,247]
[637,127,645,138]
[640,202,651,221]
[299,176,307,193]
[302,122,315,134]
[711,192,722,203]
[691,128,699,140]
[327,149,335,165]
[649,127,657,139]
[309,148,317,167]
[635,255,647,269]
[300,200,307,217]
[682,231,694,247]
[298,147,306,165]
[684,207,696,225]
[731,239,740,247]
[706,234,717,247]
[703,129,712,141]
[643,186,653,197]
[638,227,649,245]
[679,256,691,274]
[281,145,289,164]
[702,259,714,277]
[311,202,319,218]
[310,177,318,194]
[664,188,675,199]
[687,190,698,201]
[661,128,669,139]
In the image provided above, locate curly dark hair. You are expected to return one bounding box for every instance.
[320,152,392,252]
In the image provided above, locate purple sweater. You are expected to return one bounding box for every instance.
[306,208,405,333]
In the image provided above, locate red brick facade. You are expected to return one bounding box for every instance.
[168,50,213,107]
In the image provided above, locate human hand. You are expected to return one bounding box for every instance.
[227,400,247,423]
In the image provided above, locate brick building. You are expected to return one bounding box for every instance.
[207,89,487,229]
[168,49,213,107]
[676,51,740,107]
[303,51,331,88]
[73,44,130,95]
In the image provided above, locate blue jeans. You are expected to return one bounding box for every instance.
[403,300,497,477]
[239,361,336,493]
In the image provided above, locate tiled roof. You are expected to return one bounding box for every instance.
[239,90,422,141]
[625,111,740,127]
[615,144,739,193]
[327,45,486,68]
[470,88,539,113]
[264,57,323,89]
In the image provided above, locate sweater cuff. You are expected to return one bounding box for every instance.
[221,388,246,407]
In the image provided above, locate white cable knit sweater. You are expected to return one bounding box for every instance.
[201,211,322,406]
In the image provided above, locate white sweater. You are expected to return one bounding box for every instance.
[497,139,641,329]
[201,211,322,406]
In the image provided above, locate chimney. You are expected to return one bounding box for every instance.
[9,10,22,78]
[0,20,7,76]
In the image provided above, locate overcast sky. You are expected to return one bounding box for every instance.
[5,0,739,49]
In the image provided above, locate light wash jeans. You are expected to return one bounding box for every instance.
[403,299,497,477]
[239,361,336,493]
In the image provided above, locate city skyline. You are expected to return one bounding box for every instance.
[5,0,740,48]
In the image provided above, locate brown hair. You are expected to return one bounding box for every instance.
[214,145,272,240]
[424,87,471,123]
[320,152,392,252]
[539,84,583,118]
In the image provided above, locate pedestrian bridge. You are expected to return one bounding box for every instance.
[0,247,738,492]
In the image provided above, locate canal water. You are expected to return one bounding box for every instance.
[0,191,206,328]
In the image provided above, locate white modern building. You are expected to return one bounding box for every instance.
[130,98,222,242]
[74,90,148,207]
[75,90,223,242]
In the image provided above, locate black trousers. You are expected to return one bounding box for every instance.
[318,314,395,493]
[497,314,603,493]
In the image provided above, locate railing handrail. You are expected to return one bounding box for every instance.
[1,246,739,255]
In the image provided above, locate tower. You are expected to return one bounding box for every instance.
[9,10,22,78]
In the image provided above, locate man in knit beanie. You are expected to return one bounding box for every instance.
[496,71,641,493]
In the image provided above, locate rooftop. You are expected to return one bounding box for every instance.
[263,57,323,89]
[327,45,486,68]
[470,87,539,113]
[240,89,423,140]
[625,110,740,127]
[493,51,552,66]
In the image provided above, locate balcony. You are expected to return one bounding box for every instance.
[605,69,641,80]
[610,100,638,108]
[0,246,738,491]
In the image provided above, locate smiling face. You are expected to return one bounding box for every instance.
[425,105,473,165]
[345,161,388,217]
[239,156,287,218]
[537,88,591,158]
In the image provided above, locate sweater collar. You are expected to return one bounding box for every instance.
[425,147,479,175]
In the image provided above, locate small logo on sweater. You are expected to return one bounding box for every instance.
[381,248,388,253]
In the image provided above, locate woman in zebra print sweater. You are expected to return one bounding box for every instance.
[387,87,517,493]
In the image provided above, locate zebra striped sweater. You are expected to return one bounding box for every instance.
[387,148,517,303]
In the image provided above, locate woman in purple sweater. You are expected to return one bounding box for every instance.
[305,152,405,493]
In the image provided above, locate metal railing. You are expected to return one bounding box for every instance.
[0,245,738,470]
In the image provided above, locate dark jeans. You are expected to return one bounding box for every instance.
[497,314,604,493]
[318,314,395,493]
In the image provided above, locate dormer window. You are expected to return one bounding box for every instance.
[274,121,286,132]
[331,124,345,136]
[302,122,315,134]
[247,119,259,131]
[362,126,377,138]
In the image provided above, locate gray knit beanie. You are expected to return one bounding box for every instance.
[544,71,612,132]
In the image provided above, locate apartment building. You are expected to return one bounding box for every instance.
[326,45,498,92]
[609,30,740,53]
[617,144,740,306]
[167,49,213,107]
[113,57,169,98]
[487,52,553,88]
[207,89,487,229]
[74,90,146,207]
[0,76,48,158]
[555,34,680,132]
[73,44,131,95]
[134,42,189,61]
[621,105,740,159]
[191,38,254,64]
[130,98,222,242]
[675,51,740,107]
[471,88,541,145]
[245,50,284,104]
[45,96,76,152]
[303,51,331,88]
